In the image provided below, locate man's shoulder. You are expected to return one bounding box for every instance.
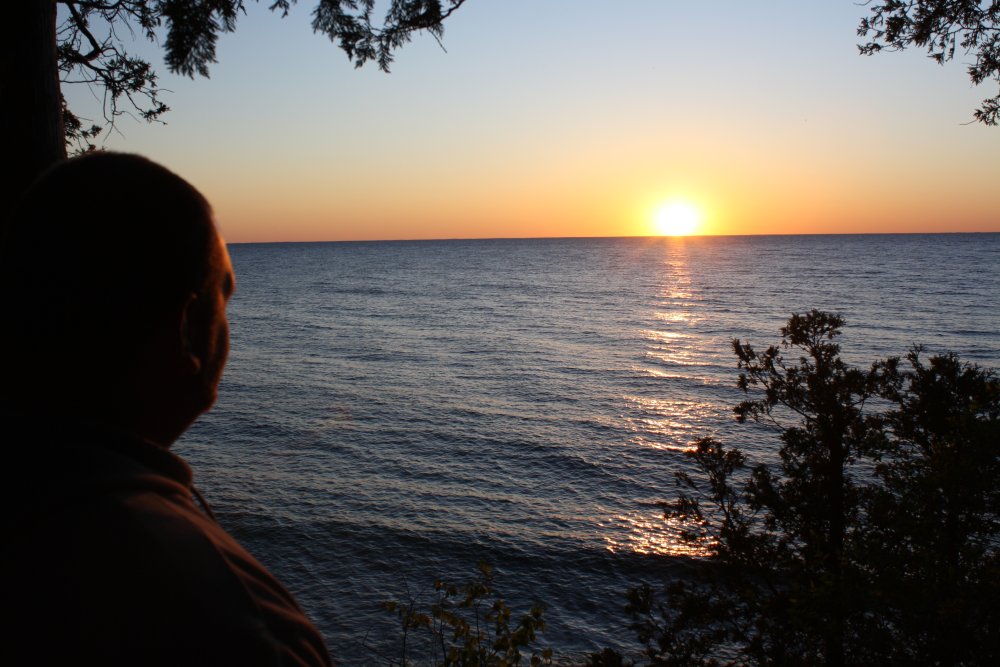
[1,432,332,666]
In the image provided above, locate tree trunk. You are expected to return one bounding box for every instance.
[1,0,65,218]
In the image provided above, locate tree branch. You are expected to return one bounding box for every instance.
[65,2,106,63]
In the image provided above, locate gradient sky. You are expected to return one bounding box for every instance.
[68,1,1000,242]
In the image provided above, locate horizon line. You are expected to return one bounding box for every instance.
[226,230,1000,245]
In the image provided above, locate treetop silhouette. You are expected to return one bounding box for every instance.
[624,310,999,666]
[858,0,1000,125]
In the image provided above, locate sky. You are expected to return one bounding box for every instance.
[68,1,1000,242]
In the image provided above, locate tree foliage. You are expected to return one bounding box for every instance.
[55,0,468,151]
[624,311,1000,666]
[863,349,1000,664]
[858,0,1000,125]
[380,561,551,666]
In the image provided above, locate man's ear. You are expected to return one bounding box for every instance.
[178,292,203,375]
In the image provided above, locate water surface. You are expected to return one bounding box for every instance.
[179,234,1000,662]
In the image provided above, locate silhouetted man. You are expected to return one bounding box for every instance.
[0,153,333,666]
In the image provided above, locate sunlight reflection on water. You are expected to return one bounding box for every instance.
[603,511,716,558]
[597,242,723,559]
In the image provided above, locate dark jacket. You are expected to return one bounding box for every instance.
[1,417,333,666]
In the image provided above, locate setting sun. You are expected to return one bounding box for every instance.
[654,202,702,236]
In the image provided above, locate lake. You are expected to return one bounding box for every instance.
[178,233,1000,663]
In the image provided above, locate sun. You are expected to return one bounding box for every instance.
[654,202,702,236]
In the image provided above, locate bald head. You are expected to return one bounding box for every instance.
[3,152,216,328]
[1,153,234,444]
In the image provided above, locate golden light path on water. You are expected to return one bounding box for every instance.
[603,512,717,558]
[601,239,722,558]
[627,395,717,445]
[611,395,719,558]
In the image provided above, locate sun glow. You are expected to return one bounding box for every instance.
[653,202,702,236]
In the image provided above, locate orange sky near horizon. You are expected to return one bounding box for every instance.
[205,131,999,242]
[70,2,1000,242]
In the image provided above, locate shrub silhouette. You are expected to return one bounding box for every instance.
[621,311,999,666]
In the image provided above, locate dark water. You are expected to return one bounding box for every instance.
[177,234,999,663]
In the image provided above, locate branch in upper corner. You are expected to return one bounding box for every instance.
[312,0,469,72]
[857,0,1000,125]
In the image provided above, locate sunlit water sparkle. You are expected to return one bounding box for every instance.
[178,234,999,663]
